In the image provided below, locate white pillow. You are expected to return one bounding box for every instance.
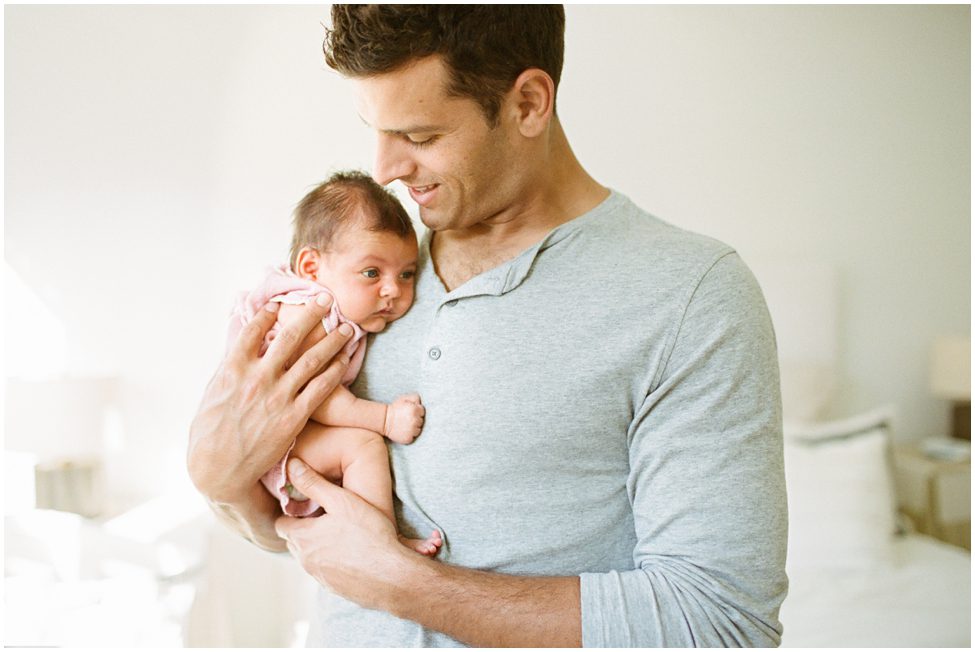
[784,412,898,571]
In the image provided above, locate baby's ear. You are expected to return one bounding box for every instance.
[294,247,321,280]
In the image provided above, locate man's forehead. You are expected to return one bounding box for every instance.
[350,56,465,129]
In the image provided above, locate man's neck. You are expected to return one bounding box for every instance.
[431,123,608,291]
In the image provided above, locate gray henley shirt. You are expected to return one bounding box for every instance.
[306,190,788,647]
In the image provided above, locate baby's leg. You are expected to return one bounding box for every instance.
[291,424,441,556]
[292,424,393,519]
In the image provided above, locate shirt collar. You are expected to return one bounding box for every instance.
[415,190,622,301]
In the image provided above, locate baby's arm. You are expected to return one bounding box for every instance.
[312,385,423,444]
[277,303,424,444]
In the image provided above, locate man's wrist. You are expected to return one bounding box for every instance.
[208,481,287,552]
[369,552,582,647]
[187,433,246,504]
[374,541,439,615]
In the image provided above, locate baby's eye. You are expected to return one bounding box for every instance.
[400,270,416,281]
[361,268,380,279]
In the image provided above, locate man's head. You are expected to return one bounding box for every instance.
[290,170,418,333]
[324,5,565,127]
[323,6,568,234]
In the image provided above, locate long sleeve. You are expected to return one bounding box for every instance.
[580,252,789,647]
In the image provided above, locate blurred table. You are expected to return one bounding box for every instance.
[893,442,971,550]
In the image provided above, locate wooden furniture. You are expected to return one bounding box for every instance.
[893,443,971,550]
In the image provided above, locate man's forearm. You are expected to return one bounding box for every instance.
[385,555,582,647]
[208,481,287,552]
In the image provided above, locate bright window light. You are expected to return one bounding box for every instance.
[4,262,68,380]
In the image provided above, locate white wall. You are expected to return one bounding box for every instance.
[5,5,970,505]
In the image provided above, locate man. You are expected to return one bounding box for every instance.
[188,5,788,647]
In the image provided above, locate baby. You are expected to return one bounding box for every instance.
[228,170,441,556]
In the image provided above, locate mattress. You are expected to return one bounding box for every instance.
[780,533,971,647]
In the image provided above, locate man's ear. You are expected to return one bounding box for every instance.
[509,68,555,138]
[294,246,322,280]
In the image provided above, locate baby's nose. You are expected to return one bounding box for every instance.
[380,281,401,298]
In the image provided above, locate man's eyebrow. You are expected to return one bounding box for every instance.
[357,114,440,135]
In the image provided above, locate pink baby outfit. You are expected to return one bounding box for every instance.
[228,264,367,516]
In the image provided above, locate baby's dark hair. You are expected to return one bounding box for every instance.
[289,170,415,269]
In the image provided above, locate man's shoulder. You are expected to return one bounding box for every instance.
[578,191,735,277]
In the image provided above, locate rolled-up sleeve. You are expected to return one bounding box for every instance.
[581,252,789,647]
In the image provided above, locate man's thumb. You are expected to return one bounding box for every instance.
[287,457,340,508]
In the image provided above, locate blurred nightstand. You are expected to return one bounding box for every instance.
[892,441,971,550]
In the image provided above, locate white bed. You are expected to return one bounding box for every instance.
[750,260,972,648]
[781,535,971,647]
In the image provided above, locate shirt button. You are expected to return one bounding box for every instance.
[428,347,442,360]
[445,299,458,307]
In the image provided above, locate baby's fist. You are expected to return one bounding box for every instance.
[384,394,425,444]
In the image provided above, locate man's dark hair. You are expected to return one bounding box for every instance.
[289,170,415,269]
[323,5,565,126]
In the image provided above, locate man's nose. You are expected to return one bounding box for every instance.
[372,134,415,186]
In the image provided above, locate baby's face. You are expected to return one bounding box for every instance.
[315,227,419,333]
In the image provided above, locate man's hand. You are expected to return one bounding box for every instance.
[187,294,352,511]
[274,457,414,611]
[275,459,581,647]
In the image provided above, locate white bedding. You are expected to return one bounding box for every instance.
[780,533,971,647]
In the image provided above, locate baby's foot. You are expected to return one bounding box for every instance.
[384,394,425,444]
[399,529,443,557]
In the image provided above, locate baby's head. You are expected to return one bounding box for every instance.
[290,170,418,333]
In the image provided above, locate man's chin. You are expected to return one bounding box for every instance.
[417,206,450,231]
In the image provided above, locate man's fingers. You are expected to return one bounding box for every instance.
[284,319,353,395]
[285,457,348,513]
[274,513,302,546]
[262,294,334,371]
[227,302,280,363]
[274,457,345,546]
[294,355,349,416]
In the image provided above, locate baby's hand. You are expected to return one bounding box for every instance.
[383,393,425,444]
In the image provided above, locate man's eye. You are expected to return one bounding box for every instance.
[407,135,436,148]
[361,269,379,279]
